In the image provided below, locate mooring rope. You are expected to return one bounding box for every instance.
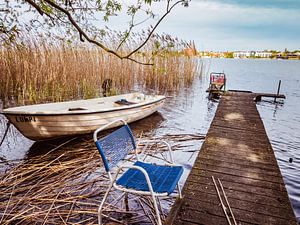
[0,121,11,147]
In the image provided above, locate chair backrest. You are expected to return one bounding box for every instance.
[95,124,136,172]
[210,73,226,85]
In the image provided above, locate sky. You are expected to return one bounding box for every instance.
[152,0,300,51]
[16,0,300,52]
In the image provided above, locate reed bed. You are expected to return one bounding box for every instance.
[0,35,201,107]
[0,133,204,225]
[0,33,202,224]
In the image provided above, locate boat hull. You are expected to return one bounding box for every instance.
[3,94,165,141]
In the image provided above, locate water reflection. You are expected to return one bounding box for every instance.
[1,58,300,222]
[0,114,34,162]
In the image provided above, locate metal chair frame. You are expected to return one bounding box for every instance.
[93,119,183,225]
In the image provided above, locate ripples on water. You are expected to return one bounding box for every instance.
[0,58,300,222]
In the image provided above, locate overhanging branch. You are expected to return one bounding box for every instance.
[24,0,187,66]
[124,0,185,59]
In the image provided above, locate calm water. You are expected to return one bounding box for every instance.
[0,58,299,222]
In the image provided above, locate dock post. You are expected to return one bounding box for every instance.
[275,80,282,102]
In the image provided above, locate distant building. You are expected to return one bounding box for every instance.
[276,52,300,60]
[210,51,225,58]
[276,53,287,59]
[287,53,300,60]
[198,51,210,58]
[198,50,299,60]
[255,51,272,58]
[233,51,256,58]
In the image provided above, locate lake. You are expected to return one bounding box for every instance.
[0,58,299,222]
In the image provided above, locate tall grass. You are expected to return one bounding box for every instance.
[0,36,201,107]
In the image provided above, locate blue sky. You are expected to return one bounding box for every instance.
[19,0,299,52]
[154,0,300,51]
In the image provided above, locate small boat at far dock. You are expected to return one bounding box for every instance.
[1,93,165,141]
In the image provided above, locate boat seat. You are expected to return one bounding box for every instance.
[68,107,87,111]
[114,99,136,105]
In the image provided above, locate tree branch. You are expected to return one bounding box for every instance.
[124,0,185,59]
[24,0,153,65]
[23,0,186,66]
[25,0,44,16]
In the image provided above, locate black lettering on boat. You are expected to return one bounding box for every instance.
[15,115,36,123]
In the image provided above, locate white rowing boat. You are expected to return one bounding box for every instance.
[2,93,165,141]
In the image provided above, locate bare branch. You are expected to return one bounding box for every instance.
[24,0,153,65]
[25,0,44,16]
[125,0,185,58]
[22,0,187,66]
[24,0,56,25]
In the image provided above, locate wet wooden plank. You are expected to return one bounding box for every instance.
[187,174,288,197]
[177,200,295,225]
[192,163,283,183]
[185,181,292,208]
[184,194,293,220]
[254,93,286,101]
[199,147,279,165]
[193,160,282,178]
[196,156,281,173]
[166,91,297,225]
[188,170,287,192]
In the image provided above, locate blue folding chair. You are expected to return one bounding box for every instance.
[94,119,183,225]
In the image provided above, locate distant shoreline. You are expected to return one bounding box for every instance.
[200,56,300,60]
[198,50,300,60]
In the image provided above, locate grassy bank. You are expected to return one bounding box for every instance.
[0,38,201,107]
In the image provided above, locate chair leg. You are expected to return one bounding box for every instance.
[156,197,165,220]
[98,183,114,225]
[177,183,182,199]
[124,192,129,211]
[150,194,162,225]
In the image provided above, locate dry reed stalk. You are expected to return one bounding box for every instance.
[140,197,157,224]
[42,188,65,225]
[0,132,200,224]
[0,36,201,107]
[0,184,16,224]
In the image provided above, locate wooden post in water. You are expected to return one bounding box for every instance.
[274,80,282,102]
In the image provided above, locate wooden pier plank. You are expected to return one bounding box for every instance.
[183,194,293,221]
[176,200,295,225]
[166,91,297,225]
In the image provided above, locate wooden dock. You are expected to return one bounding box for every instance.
[167,91,297,225]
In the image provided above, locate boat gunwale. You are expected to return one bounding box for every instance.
[1,96,165,116]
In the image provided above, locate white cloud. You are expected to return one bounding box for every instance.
[153,0,300,51]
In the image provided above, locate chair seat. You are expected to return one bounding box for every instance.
[116,161,183,195]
